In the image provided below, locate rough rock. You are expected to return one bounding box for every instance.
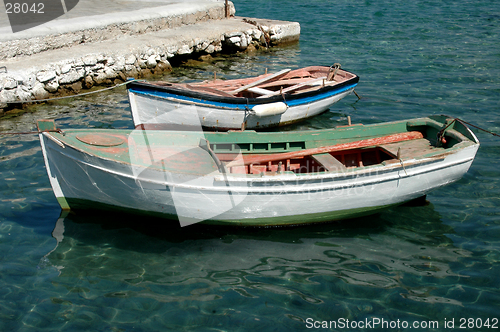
[36,70,57,83]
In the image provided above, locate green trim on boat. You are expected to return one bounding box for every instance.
[57,196,71,210]
[63,197,398,227]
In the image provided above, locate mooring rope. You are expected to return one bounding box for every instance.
[437,117,500,146]
[0,79,138,136]
[456,118,500,138]
[0,130,41,135]
[1,117,499,137]
[4,79,136,104]
[1,87,499,140]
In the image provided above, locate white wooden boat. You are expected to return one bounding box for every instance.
[38,116,479,227]
[126,65,359,130]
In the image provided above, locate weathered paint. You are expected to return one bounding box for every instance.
[40,116,478,170]
[75,133,127,147]
[127,66,359,130]
[38,115,480,227]
[225,131,424,167]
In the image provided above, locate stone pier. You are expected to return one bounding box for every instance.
[0,0,300,112]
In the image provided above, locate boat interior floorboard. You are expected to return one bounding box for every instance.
[379,138,443,159]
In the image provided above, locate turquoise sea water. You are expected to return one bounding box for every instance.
[1,0,499,330]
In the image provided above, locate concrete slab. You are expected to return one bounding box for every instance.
[2,16,298,73]
[0,0,300,109]
[0,0,234,58]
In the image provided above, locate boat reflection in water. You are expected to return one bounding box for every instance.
[42,205,470,307]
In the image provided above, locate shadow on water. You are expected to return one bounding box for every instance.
[49,196,447,250]
[42,201,468,283]
[52,210,390,247]
[36,199,482,323]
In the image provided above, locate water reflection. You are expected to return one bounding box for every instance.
[168,44,303,82]
[43,204,470,308]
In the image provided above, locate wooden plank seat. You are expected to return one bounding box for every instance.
[258,77,318,89]
[311,153,347,172]
[230,69,291,95]
[185,84,236,98]
[378,138,444,160]
[246,87,275,96]
[257,77,327,98]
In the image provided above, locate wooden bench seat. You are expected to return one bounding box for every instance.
[311,153,347,172]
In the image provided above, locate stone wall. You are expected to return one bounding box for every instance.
[0,18,300,111]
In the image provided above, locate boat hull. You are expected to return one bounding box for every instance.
[39,118,479,227]
[128,87,356,130]
[127,66,359,130]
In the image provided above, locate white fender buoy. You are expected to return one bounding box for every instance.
[251,102,288,117]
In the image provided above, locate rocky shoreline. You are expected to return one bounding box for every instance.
[0,3,300,114]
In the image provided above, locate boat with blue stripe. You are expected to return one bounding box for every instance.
[127,65,359,130]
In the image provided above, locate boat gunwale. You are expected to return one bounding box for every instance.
[127,70,360,107]
[131,84,357,112]
[40,123,478,191]
[41,133,477,194]
[41,115,477,157]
